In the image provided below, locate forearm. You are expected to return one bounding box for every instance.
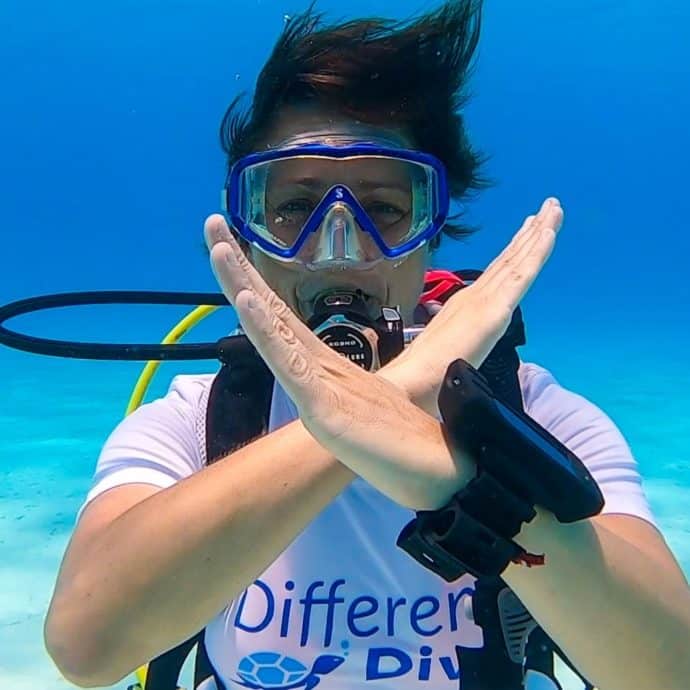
[503,509,690,690]
[385,357,690,687]
[48,419,354,686]
[50,399,469,687]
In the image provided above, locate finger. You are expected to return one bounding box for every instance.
[205,215,302,328]
[484,200,562,313]
[205,214,289,309]
[208,238,252,308]
[480,213,537,279]
[203,213,235,251]
[205,215,256,301]
[478,198,562,295]
[207,218,342,360]
[505,200,563,274]
[480,198,553,285]
[492,220,559,312]
[431,209,541,322]
[234,289,333,418]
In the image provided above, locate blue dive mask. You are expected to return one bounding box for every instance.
[222,133,450,270]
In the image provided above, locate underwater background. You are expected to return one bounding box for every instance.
[1,0,689,688]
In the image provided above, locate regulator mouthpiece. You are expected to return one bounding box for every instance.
[307,289,404,371]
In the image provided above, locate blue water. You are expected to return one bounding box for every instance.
[1,1,689,688]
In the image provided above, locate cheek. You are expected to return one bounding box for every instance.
[250,252,301,306]
[390,252,429,299]
[385,253,429,322]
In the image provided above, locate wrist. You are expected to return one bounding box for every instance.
[378,361,439,417]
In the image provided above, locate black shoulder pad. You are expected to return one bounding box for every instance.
[205,336,274,464]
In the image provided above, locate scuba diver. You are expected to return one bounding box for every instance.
[30,2,690,689]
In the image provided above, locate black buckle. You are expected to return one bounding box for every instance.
[397,472,537,580]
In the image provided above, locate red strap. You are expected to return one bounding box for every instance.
[512,551,546,568]
[421,270,465,304]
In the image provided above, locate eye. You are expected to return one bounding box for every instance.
[276,199,316,217]
[269,199,317,230]
[365,201,408,223]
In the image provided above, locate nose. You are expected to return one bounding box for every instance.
[311,202,368,266]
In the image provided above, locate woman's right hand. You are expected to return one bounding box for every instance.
[381,197,565,416]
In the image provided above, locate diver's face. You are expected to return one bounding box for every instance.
[244,107,432,325]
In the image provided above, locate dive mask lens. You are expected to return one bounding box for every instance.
[225,144,449,269]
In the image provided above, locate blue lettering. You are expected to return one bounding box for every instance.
[347,596,379,637]
[234,579,273,633]
[279,581,294,638]
[386,596,406,636]
[439,654,460,680]
[323,579,346,647]
[235,579,478,656]
[366,647,413,680]
[279,598,292,637]
[447,587,474,632]
[419,646,432,681]
[410,596,442,636]
[298,579,346,647]
[299,581,324,647]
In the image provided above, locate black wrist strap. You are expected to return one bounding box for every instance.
[397,468,541,581]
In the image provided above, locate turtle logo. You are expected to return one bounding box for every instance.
[233,651,345,690]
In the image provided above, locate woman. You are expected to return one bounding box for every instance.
[45,3,690,689]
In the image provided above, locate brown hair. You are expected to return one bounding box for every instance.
[220,0,489,244]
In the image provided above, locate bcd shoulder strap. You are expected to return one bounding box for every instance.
[137,343,273,690]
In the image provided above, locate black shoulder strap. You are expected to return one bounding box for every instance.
[140,343,274,690]
[440,273,531,690]
[446,273,594,690]
[205,337,275,465]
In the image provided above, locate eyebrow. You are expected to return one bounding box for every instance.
[278,176,410,194]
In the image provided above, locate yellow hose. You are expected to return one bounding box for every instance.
[125,305,219,416]
[125,303,219,689]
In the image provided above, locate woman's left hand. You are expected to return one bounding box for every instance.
[204,215,469,509]
[382,198,564,417]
